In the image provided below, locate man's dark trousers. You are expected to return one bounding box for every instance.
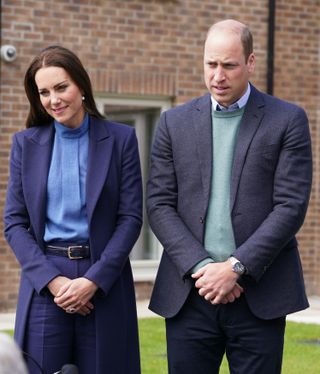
[166,288,285,374]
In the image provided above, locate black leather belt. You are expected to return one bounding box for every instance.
[45,244,90,259]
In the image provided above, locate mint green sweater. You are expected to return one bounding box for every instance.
[192,107,245,272]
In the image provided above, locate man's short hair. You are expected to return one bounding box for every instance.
[206,20,253,62]
[240,26,253,62]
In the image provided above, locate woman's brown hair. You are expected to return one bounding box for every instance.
[24,45,104,128]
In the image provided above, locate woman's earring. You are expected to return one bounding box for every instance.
[82,96,85,101]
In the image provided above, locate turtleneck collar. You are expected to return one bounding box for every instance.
[54,113,89,138]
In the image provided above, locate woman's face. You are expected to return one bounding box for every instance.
[35,66,85,128]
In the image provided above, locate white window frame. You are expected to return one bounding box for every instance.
[95,94,172,281]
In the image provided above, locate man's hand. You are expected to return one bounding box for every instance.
[191,261,243,304]
[217,283,243,304]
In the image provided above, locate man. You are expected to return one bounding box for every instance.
[146,19,312,374]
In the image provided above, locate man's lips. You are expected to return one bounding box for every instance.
[213,86,229,93]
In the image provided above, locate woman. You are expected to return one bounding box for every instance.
[4,45,142,374]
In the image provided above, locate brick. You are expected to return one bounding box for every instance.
[0,0,319,312]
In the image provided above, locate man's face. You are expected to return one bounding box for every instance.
[204,30,255,107]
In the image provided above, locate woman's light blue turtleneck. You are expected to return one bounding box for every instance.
[44,114,89,243]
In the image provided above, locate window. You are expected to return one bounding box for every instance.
[95,95,172,280]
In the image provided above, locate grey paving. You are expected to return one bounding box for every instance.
[138,296,320,322]
[286,296,320,324]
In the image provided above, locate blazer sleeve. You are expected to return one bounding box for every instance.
[84,129,143,295]
[146,112,211,278]
[234,105,313,281]
[3,133,61,294]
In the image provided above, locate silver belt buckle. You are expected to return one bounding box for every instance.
[67,245,85,260]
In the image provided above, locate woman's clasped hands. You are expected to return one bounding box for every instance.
[48,276,98,316]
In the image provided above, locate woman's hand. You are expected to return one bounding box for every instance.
[47,275,71,297]
[54,277,98,316]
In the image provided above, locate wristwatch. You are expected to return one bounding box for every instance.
[229,256,246,275]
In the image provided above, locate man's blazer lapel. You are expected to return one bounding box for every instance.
[86,117,113,224]
[23,125,54,244]
[192,94,213,209]
[230,86,265,212]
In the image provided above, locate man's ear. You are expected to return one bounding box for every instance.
[247,53,255,74]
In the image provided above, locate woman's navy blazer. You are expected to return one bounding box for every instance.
[4,116,143,373]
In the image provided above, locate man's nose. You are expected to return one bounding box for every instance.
[214,67,225,82]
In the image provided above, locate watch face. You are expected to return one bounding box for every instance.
[233,262,245,275]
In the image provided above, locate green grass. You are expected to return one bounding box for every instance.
[1,330,13,337]
[2,320,320,373]
[138,318,320,374]
[139,318,167,374]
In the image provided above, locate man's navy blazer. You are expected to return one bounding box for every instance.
[147,85,312,320]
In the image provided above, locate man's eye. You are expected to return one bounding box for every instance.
[225,64,236,69]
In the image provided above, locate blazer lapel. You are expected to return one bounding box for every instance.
[86,117,113,224]
[23,125,54,244]
[230,86,265,212]
[192,94,213,211]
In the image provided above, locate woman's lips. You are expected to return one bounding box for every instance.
[52,106,67,114]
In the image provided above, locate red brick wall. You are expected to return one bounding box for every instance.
[0,0,319,311]
[273,0,320,295]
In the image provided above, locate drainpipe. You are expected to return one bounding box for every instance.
[267,0,276,95]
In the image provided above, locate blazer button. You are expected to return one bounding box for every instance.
[200,217,204,224]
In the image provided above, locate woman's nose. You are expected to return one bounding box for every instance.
[51,94,61,105]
